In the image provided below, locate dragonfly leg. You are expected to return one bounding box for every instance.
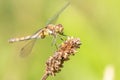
[58,33,67,41]
[55,42,58,49]
[61,33,67,36]
[51,34,57,46]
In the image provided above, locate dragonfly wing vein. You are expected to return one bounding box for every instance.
[20,39,37,57]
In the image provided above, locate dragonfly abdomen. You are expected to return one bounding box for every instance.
[8,29,48,43]
[8,32,43,43]
[8,35,34,43]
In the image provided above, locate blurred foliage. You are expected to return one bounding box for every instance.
[0,0,120,80]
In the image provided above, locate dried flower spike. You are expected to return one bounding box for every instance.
[41,37,81,80]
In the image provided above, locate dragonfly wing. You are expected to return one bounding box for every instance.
[34,2,70,35]
[46,1,70,25]
[46,14,59,25]
[20,39,37,57]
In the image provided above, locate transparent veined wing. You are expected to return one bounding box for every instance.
[46,1,70,25]
[34,1,70,36]
[19,28,44,57]
[20,39,37,57]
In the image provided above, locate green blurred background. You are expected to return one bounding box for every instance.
[0,0,120,80]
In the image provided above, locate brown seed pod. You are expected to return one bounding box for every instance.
[41,37,82,80]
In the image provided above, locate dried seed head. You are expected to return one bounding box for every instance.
[41,37,82,80]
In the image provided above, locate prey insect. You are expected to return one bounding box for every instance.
[8,2,70,57]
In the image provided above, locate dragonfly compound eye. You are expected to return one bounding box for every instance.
[55,24,64,34]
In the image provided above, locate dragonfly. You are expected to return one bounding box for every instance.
[8,2,70,57]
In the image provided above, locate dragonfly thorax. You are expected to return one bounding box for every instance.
[46,24,64,35]
[55,24,64,34]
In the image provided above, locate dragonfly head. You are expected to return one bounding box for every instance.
[55,24,64,35]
